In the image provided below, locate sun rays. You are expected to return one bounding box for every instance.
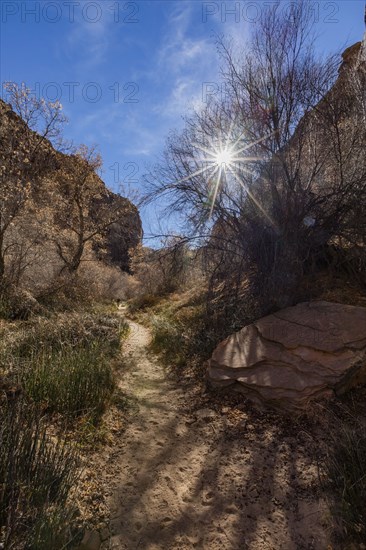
[165,121,276,226]
[190,126,265,218]
[215,148,234,168]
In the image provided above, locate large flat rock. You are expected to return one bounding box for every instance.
[207,301,366,410]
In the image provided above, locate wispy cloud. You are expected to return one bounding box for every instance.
[154,3,219,118]
[157,5,211,74]
[153,76,201,118]
[62,3,223,174]
[63,1,115,71]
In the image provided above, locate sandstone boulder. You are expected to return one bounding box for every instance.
[207,301,366,410]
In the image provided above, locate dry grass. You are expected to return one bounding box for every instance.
[0,308,129,548]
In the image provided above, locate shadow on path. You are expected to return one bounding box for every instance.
[103,320,330,550]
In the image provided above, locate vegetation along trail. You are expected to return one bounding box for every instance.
[103,316,331,550]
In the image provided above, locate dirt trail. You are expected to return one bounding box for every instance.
[103,319,331,550]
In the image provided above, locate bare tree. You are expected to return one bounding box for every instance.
[0,83,66,284]
[51,145,132,275]
[145,1,366,318]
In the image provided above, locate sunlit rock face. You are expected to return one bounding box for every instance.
[207,302,366,411]
[0,99,142,274]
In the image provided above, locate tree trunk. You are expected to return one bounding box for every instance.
[68,242,84,273]
[0,232,5,283]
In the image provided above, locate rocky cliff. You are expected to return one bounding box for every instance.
[0,98,142,285]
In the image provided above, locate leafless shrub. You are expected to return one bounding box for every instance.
[130,238,198,298]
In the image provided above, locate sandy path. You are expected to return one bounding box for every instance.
[103,319,331,550]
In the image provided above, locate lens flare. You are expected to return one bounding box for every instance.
[168,122,275,225]
[215,149,234,167]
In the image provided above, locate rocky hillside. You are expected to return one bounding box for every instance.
[0,97,142,290]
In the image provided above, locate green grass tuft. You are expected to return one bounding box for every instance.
[21,344,116,422]
[325,420,366,543]
[0,396,79,549]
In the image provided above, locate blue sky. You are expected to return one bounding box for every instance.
[1,0,365,236]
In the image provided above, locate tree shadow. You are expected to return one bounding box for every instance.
[106,396,328,549]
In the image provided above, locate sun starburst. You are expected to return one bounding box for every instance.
[190,125,266,217]
[167,121,275,225]
[214,148,234,168]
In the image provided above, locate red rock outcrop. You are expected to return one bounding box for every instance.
[207,301,366,410]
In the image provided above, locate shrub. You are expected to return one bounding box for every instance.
[21,344,116,422]
[149,300,216,371]
[150,314,187,367]
[0,284,42,320]
[0,395,79,549]
[1,312,126,423]
[78,261,132,301]
[128,293,161,315]
[11,312,126,358]
[325,420,366,543]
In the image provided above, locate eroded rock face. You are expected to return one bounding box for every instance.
[207,301,366,410]
[0,99,142,275]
